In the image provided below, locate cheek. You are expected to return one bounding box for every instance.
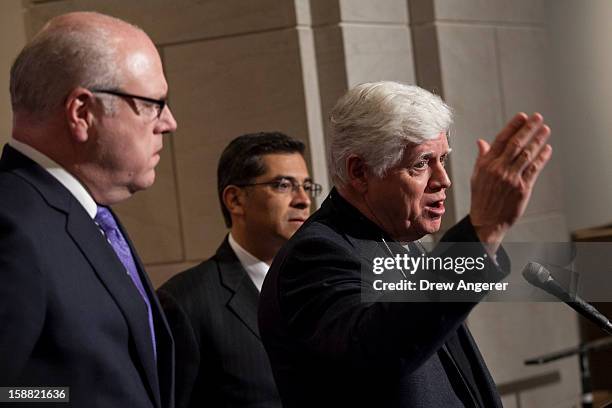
[402,183,427,213]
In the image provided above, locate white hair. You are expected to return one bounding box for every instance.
[9,13,139,119]
[329,81,453,188]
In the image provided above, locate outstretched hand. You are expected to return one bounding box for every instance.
[469,112,552,252]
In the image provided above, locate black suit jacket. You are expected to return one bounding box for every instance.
[258,189,507,408]
[157,239,281,408]
[0,144,174,408]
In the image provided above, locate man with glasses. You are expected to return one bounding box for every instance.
[158,132,319,408]
[0,12,177,407]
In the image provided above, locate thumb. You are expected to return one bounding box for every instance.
[476,139,490,158]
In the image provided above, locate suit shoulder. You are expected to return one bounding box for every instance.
[0,172,63,239]
[285,216,353,255]
[0,171,49,213]
[158,257,219,299]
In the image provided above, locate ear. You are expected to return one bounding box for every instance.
[345,154,370,194]
[222,185,247,220]
[64,87,96,143]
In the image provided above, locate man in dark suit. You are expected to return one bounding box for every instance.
[258,81,553,407]
[158,132,321,408]
[0,12,177,407]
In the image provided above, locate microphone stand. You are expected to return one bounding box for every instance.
[525,337,612,408]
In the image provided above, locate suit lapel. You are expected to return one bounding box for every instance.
[65,201,162,408]
[114,210,174,408]
[440,326,487,408]
[3,146,162,408]
[326,188,490,405]
[217,239,262,339]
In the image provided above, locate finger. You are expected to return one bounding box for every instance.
[476,139,490,158]
[522,144,553,186]
[510,124,551,173]
[501,113,544,162]
[488,112,528,156]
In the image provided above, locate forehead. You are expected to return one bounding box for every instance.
[258,153,309,177]
[119,37,167,96]
[402,132,450,159]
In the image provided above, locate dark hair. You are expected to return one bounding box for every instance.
[217,132,306,227]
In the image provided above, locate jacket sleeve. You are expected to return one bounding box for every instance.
[275,216,508,372]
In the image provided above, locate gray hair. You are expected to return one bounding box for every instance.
[9,13,134,119]
[329,81,453,188]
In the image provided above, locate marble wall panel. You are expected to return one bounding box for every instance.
[342,24,415,87]
[410,0,546,25]
[339,0,408,24]
[146,261,199,289]
[408,0,435,25]
[25,0,296,44]
[435,24,504,219]
[0,0,27,146]
[548,0,612,231]
[297,26,330,200]
[307,0,341,27]
[496,27,562,217]
[504,213,569,242]
[311,25,348,146]
[164,28,310,261]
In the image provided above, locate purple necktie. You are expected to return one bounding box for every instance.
[94,206,156,360]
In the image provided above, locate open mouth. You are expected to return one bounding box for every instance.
[424,199,445,217]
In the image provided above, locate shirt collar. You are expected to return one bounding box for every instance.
[9,138,97,219]
[228,233,269,292]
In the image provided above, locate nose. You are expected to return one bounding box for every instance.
[291,185,311,210]
[159,105,178,134]
[429,162,451,190]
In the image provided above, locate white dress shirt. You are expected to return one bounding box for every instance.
[228,233,269,292]
[9,138,97,219]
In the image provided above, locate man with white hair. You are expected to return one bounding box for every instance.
[258,81,552,407]
[0,12,177,407]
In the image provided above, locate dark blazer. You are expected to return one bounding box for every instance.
[258,189,508,408]
[0,145,174,408]
[157,239,281,408]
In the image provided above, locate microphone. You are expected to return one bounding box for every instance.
[522,262,612,335]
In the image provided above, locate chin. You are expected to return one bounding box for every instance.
[135,171,156,191]
[422,223,441,236]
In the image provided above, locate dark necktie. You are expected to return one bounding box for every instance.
[94,206,156,360]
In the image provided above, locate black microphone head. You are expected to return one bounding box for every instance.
[522,261,552,288]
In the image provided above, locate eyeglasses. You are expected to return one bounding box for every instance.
[236,177,323,198]
[91,89,167,119]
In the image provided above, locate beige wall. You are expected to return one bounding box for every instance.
[3,1,591,406]
[0,0,26,146]
[548,0,612,232]
[411,1,580,407]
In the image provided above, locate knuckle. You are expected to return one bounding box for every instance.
[508,139,523,150]
[525,121,538,132]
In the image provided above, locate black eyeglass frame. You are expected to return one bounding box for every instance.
[235,177,323,198]
[90,89,167,119]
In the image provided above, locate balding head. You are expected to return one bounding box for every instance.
[9,12,176,205]
[10,12,150,120]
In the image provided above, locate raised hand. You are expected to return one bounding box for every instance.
[469,112,552,251]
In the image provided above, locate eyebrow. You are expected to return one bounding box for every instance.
[272,175,313,183]
[417,148,453,160]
